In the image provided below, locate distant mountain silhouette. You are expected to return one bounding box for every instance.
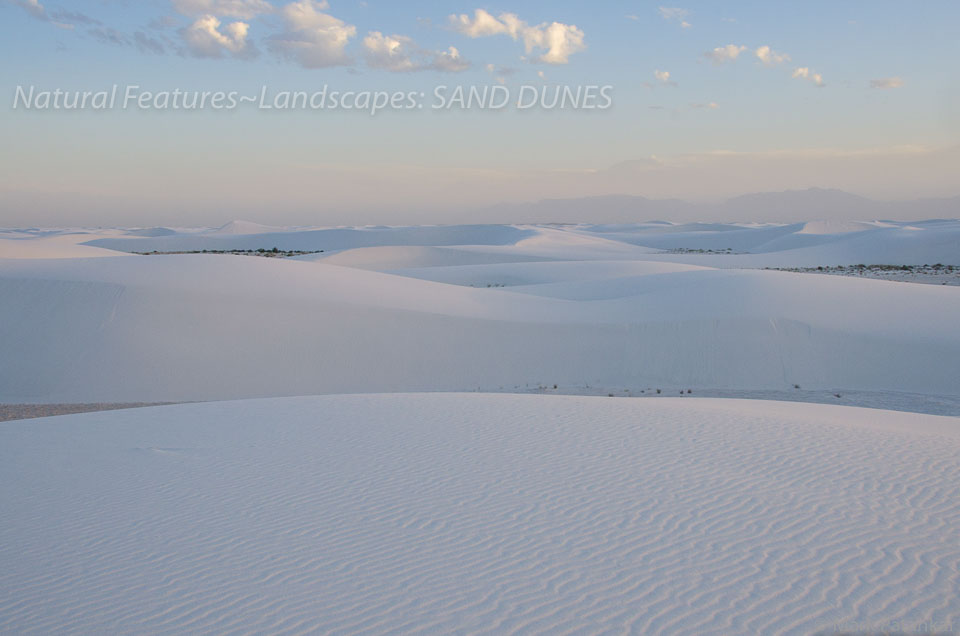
[480,189,960,224]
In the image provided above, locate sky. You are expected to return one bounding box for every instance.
[0,0,958,226]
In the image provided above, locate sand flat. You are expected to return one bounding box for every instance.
[0,394,957,634]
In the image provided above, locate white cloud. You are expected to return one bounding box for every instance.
[654,69,670,83]
[680,21,691,28]
[525,21,586,64]
[449,9,585,64]
[625,14,639,21]
[172,0,274,19]
[269,0,356,68]
[181,14,253,57]
[362,31,417,71]
[792,67,825,87]
[449,8,513,37]
[363,31,469,72]
[690,101,719,109]
[870,77,904,89]
[755,45,790,67]
[704,44,746,64]
[431,46,469,72]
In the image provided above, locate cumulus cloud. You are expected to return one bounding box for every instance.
[755,45,790,66]
[181,14,253,58]
[792,67,825,87]
[652,69,678,87]
[363,31,469,72]
[363,32,417,71]
[449,9,585,64]
[269,0,356,68]
[171,0,274,19]
[870,77,904,89]
[704,44,746,64]
[431,47,470,72]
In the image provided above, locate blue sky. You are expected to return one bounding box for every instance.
[1,0,958,225]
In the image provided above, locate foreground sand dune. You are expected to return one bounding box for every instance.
[1,394,957,634]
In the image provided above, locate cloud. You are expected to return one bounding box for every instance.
[89,27,131,47]
[870,77,904,89]
[172,0,274,19]
[625,14,639,21]
[430,46,469,72]
[50,9,100,25]
[135,31,167,55]
[84,23,169,55]
[181,14,254,58]
[362,31,469,72]
[269,0,356,68]
[11,0,73,28]
[526,21,586,64]
[653,69,677,87]
[704,44,746,64]
[755,45,790,66]
[362,32,417,71]
[690,101,719,109]
[792,67,825,87]
[449,9,585,64]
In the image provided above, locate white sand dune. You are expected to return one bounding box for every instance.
[1,394,957,635]
[388,259,709,288]
[0,233,122,259]
[308,245,550,269]
[1,253,958,402]
[2,221,959,404]
[82,223,535,254]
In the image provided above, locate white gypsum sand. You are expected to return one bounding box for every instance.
[1,221,959,406]
[0,394,957,635]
